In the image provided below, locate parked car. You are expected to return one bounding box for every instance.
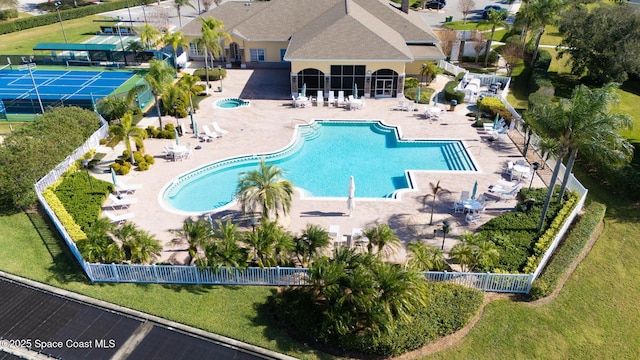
[482,5,508,19]
[424,0,446,10]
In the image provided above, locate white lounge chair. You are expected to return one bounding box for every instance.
[105,194,138,210]
[327,91,335,106]
[211,122,229,135]
[316,90,324,106]
[103,210,135,225]
[488,180,523,200]
[113,182,142,195]
[202,125,221,139]
[484,119,505,132]
[336,91,345,107]
[351,228,369,249]
[390,100,405,111]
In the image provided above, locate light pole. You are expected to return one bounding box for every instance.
[116,23,129,66]
[125,0,133,26]
[529,162,540,190]
[441,220,451,250]
[421,63,426,85]
[140,2,148,23]
[81,160,94,190]
[218,65,223,92]
[55,2,68,44]
[26,62,44,114]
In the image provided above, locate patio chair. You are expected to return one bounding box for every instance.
[212,122,229,135]
[113,182,142,195]
[163,146,173,160]
[351,228,368,249]
[291,95,299,107]
[336,91,345,107]
[317,90,325,106]
[103,210,135,225]
[105,194,138,210]
[327,91,335,106]
[390,100,405,111]
[202,125,221,139]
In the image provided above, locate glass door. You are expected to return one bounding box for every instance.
[375,79,393,98]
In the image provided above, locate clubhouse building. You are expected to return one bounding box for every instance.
[182,0,445,98]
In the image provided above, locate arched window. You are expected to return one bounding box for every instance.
[297,68,324,95]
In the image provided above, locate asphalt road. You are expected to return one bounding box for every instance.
[419,0,520,28]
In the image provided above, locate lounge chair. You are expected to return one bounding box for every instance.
[103,210,135,225]
[212,122,229,135]
[317,90,325,106]
[202,125,221,139]
[113,182,142,195]
[291,95,299,108]
[483,119,505,132]
[351,228,368,248]
[336,91,345,107]
[390,100,405,111]
[327,91,335,106]
[488,180,523,200]
[105,194,138,210]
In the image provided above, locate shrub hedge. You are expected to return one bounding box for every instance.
[529,202,606,299]
[0,9,18,20]
[270,282,482,357]
[0,0,156,35]
[193,67,226,82]
[42,188,87,242]
[53,171,113,231]
[444,80,465,103]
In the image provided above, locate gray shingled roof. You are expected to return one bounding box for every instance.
[285,0,413,61]
[181,0,444,61]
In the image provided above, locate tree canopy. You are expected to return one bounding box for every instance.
[558,4,640,85]
[0,106,101,211]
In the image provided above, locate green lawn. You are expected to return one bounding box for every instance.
[0,15,106,54]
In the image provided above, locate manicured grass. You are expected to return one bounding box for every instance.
[443,21,495,31]
[0,122,28,134]
[0,15,106,54]
[616,80,640,141]
[0,211,331,360]
[539,25,563,46]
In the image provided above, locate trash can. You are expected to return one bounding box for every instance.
[450,99,457,111]
[445,16,453,22]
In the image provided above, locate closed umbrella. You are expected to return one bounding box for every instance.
[416,84,421,104]
[194,120,199,140]
[111,167,118,188]
[353,83,358,99]
[301,83,306,97]
[471,180,478,200]
[347,176,356,216]
[174,128,179,146]
[493,114,500,129]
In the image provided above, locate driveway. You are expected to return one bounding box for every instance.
[419,0,521,28]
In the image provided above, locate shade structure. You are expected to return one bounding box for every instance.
[347,176,356,216]
[174,128,179,146]
[471,180,478,200]
[194,120,199,139]
[111,167,118,187]
[353,83,358,99]
[416,85,421,103]
[301,83,306,97]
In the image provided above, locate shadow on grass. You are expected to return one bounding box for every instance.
[548,72,581,99]
[621,79,640,97]
[252,289,336,360]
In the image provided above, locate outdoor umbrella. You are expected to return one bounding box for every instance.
[190,114,195,135]
[301,83,306,97]
[416,84,421,103]
[493,114,500,129]
[194,120,199,140]
[471,180,478,200]
[353,83,358,99]
[347,176,356,216]
[111,167,118,187]
[174,128,180,146]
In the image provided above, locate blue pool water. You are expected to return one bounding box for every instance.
[215,97,250,109]
[163,121,476,213]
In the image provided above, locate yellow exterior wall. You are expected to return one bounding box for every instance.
[291,61,407,74]
[405,60,439,78]
[243,41,289,62]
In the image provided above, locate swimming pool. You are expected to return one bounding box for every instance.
[215,97,250,109]
[162,121,476,214]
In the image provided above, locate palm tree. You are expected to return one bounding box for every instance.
[450,242,476,272]
[138,23,162,50]
[114,224,161,264]
[197,17,231,90]
[360,223,400,257]
[171,217,211,265]
[96,95,131,122]
[173,0,196,28]
[407,242,446,271]
[295,224,331,267]
[178,73,205,112]
[205,220,248,273]
[109,112,147,164]
[164,31,190,72]
[236,158,294,220]
[537,136,559,170]
[480,9,508,66]
[419,62,441,85]
[528,83,633,230]
[526,0,565,66]
[144,59,175,129]
[422,180,451,225]
[160,83,187,122]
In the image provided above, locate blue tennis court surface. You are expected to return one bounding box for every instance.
[0,68,135,114]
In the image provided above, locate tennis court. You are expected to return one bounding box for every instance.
[0,65,136,115]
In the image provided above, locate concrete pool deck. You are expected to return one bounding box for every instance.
[91,69,544,265]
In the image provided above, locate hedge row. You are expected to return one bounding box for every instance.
[529,202,606,299]
[444,81,465,104]
[0,0,156,35]
[0,9,18,20]
[42,188,88,242]
[54,170,113,231]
